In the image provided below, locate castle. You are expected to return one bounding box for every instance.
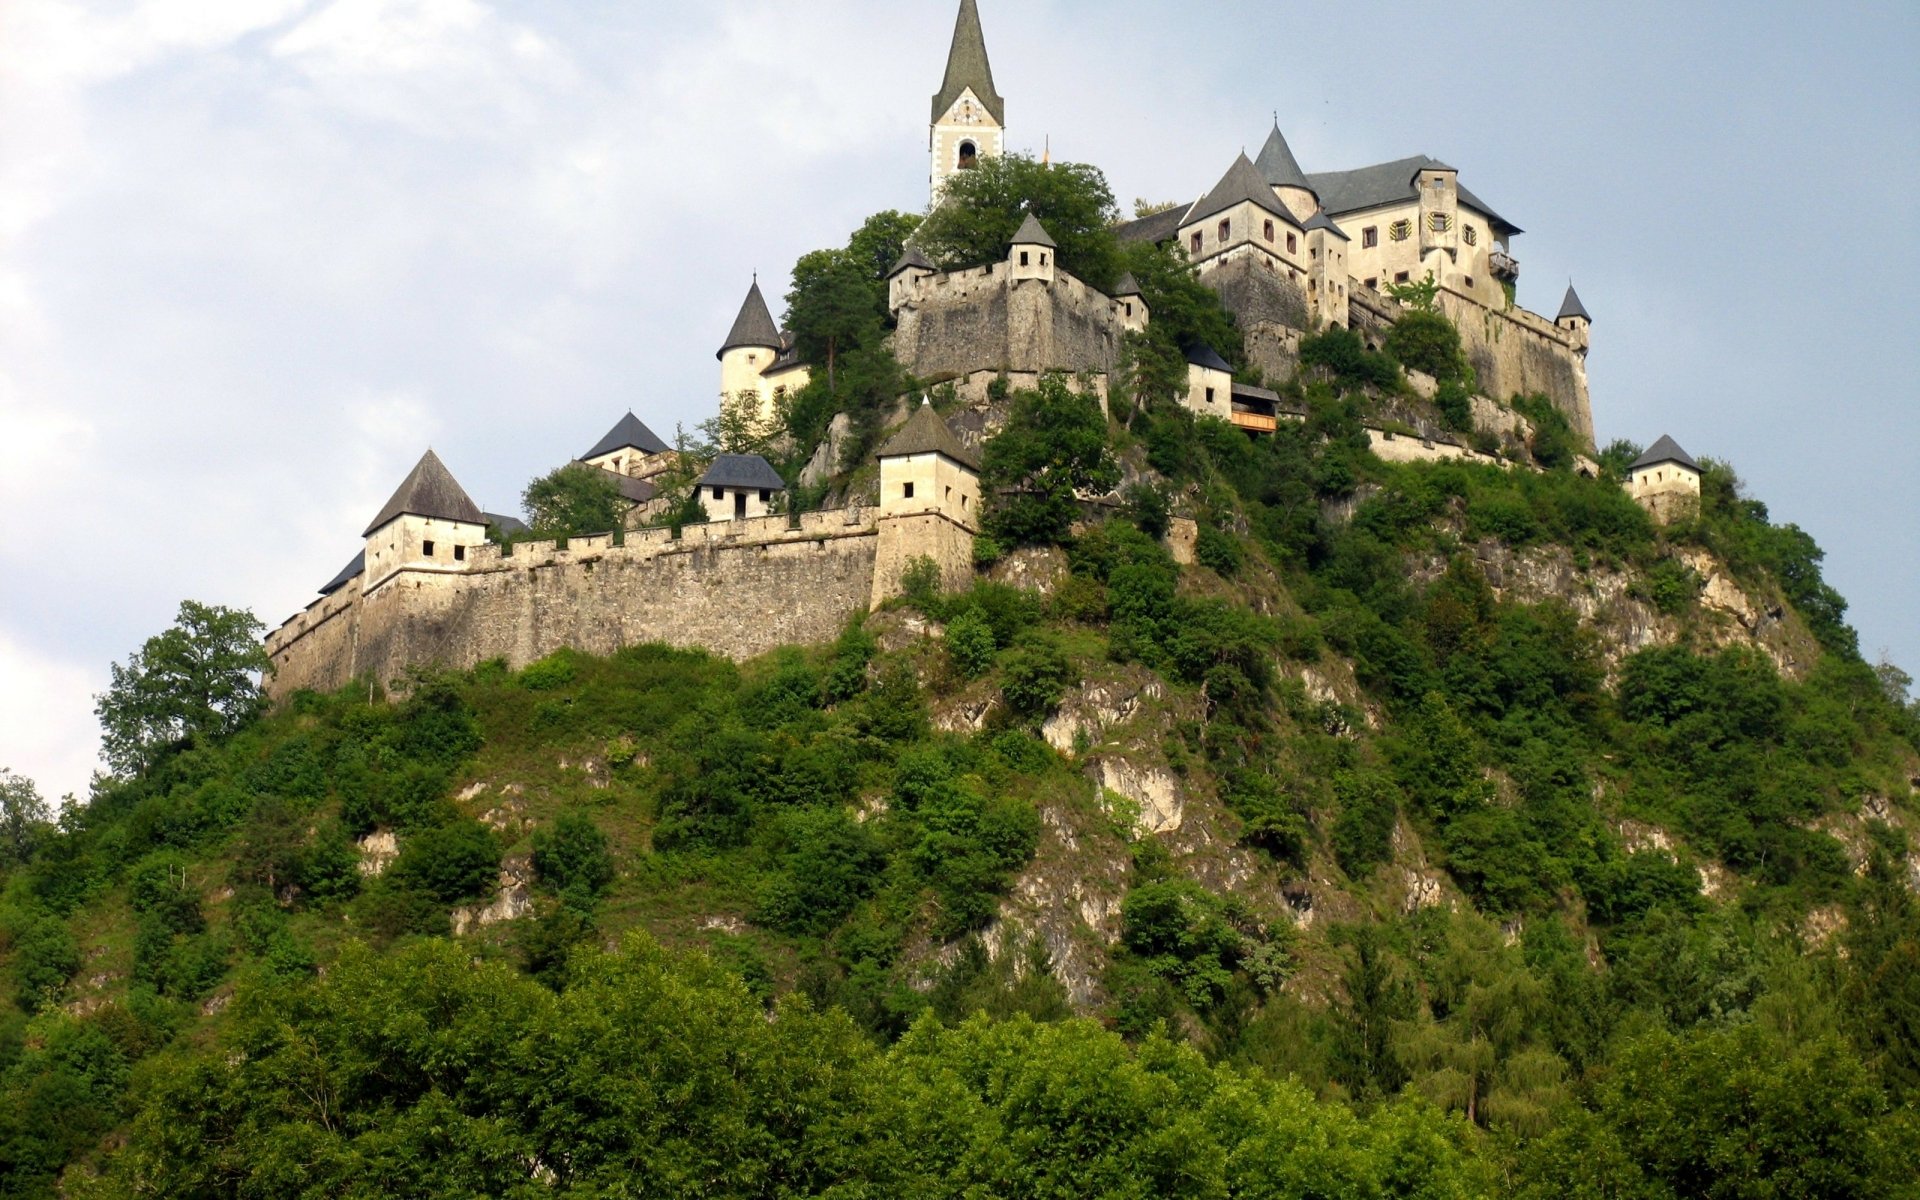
[264,1,1661,698]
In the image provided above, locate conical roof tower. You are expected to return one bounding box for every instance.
[717,279,783,360]
[363,449,484,537]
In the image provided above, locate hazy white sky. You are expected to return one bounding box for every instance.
[3,0,1916,801]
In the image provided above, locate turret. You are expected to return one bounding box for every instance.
[872,400,981,607]
[697,454,785,523]
[361,449,488,594]
[580,411,672,478]
[1009,212,1056,283]
[1112,272,1149,333]
[929,0,1005,204]
[1624,434,1699,523]
[1556,283,1592,354]
[888,243,936,312]
[1255,121,1318,225]
[1415,162,1460,266]
[1184,344,1233,421]
[717,278,783,399]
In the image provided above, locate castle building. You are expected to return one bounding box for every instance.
[873,399,981,601]
[717,280,809,429]
[1625,434,1701,523]
[360,450,489,595]
[930,0,1004,204]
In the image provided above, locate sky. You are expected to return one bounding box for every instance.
[3,0,1916,802]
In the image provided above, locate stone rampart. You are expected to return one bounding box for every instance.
[891,263,1124,382]
[1437,289,1592,447]
[267,509,881,697]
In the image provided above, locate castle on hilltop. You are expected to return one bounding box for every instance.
[264,1,1641,698]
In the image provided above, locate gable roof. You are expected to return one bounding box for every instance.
[1185,152,1298,228]
[1114,201,1196,246]
[1308,155,1520,235]
[931,0,1004,125]
[1255,123,1315,195]
[319,549,365,596]
[1629,435,1700,474]
[876,400,980,470]
[1185,343,1232,372]
[362,449,485,537]
[717,280,782,359]
[698,453,786,491]
[1011,212,1056,248]
[1556,284,1593,323]
[582,411,670,460]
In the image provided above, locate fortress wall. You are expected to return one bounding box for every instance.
[1243,322,1303,385]
[871,510,977,608]
[266,512,882,698]
[1204,255,1311,336]
[1367,428,1511,468]
[1438,290,1593,446]
[893,263,1124,381]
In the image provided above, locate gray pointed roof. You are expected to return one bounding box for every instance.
[889,244,935,276]
[1011,212,1056,248]
[582,411,670,459]
[931,0,1004,125]
[698,453,786,491]
[483,511,530,536]
[1304,209,1349,240]
[319,549,365,596]
[1255,123,1315,196]
[1185,344,1232,372]
[1111,271,1143,297]
[1629,435,1699,474]
[717,280,782,360]
[362,449,485,537]
[1308,155,1520,236]
[876,400,980,470]
[1186,152,1297,228]
[1556,284,1592,323]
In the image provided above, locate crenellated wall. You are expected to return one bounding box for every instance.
[890,262,1126,383]
[266,510,884,697]
[1436,289,1593,447]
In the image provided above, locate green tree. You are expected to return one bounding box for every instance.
[521,462,624,536]
[0,768,52,867]
[95,601,269,777]
[915,152,1122,287]
[979,374,1119,545]
[786,249,878,392]
[531,810,614,908]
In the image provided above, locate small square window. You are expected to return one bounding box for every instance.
[422,540,435,557]
[1364,277,1378,290]
[454,545,466,561]
[1362,226,1378,248]
[1189,232,1203,254]
[712,486,724,500]
[1394,271,1410,283]
[903,482,915,499]
[1464,276,1474,288]
[759,489,770,502]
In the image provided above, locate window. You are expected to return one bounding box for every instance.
[1463,224,1478,246]
[1389,219,1412,242]
[1463,276,1474,288]
[1364,277,1378,290]
[1362,226,1379,248]
[1020,251,1030,266]
[1217,218,1231,242]
[1263,219,1275,242]
[454,545,465,562]
[958,141,977,169]
[1205,387,1215,405]
[1123,302,1133,317]
[1041,254,1048,266]
[1427,212,1451,233]
[422,540,435,557]
[1286,232,1297,253]
[903,482,914,499]
[712,486,724,500]
[1189,232,1203,254]
[1394,271,1410,283]
[759,489,771,502]
[945,486,952,500]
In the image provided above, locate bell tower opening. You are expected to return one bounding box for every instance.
[958,140,978,169]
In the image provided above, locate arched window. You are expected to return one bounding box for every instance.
[958,141,978,169]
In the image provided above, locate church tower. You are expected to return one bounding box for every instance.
[930,0,1004,206]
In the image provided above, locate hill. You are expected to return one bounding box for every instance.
[4,368,1919,1196]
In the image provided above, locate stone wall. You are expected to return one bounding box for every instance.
[1438,289,1593,447]
[891,263,1124,382]
[266,511,882,697]
[1205,254,1310,332]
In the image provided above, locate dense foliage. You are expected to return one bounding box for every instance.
[521,462,625,537]
[94,601,268,778]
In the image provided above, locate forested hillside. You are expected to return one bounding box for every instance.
[5,158,1919,1196]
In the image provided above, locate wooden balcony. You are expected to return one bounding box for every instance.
[1489,249,1519,281]
[1230,410,1277,434]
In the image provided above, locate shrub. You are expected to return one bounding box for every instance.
[532,811,615,906]
[1194,524,1243,577]
[1383,309,1468,382]
[899,556,942,611]
[1000,633,1073,718]
[945,608,998,678]
[1332,770,1400,877]
[10,914,78,1012]
[389,820,501,905]
[1120,879,1242,1008]
[1123,482,1171,539]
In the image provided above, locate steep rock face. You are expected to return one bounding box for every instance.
[1416,540,1817,678]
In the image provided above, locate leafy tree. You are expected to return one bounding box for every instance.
[388,819,501,905]
[95,601,269,777]
[979,374,1119,545]
[531,810,614,908]
[0,769,52,867]
[787,249,878,392]
[1383,308,1470,383]
[521,462,624,536]
[944,608,997,678]
[915,152,1121,287]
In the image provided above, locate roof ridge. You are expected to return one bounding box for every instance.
[1186,151,1296,228]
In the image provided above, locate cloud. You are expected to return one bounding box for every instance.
[0,629,102,804]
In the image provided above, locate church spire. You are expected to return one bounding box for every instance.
[931,0,1003,125]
